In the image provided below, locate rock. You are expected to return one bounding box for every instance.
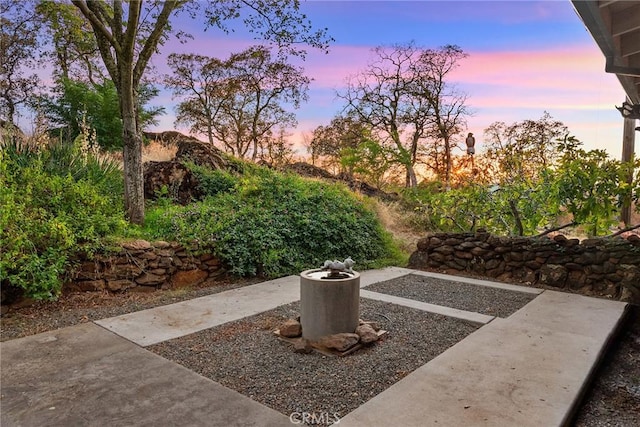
[170,269,208,288]
[204,257,221,267]
[109,264,143,278]
[627,234,640,245]
[122,240,152,251]
[539,264,567,288]
[408,251,429,269]
[283,161,335,179]
[355,324,379,344]
[140,251,158,260]
[279,319,302,338]
[135,273,165,286]
[77,280,105,291]
[107,279,135,292]
[318,333,360,352]
[200,253,214,262]
[175,139,227,170]
[293,338,313,354]
[416,237,430,251]
[553,234,568,243]
[358,320,380,331]
[153,241,171,249]
[143,161,203,205]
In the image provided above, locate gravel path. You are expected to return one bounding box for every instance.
[149,298,479,419]
[0,277,261,342]
[365,273,537,318]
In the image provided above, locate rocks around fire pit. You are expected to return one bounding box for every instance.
[318,333,360,352]
[279,319,302,338]
[275,318,386,356]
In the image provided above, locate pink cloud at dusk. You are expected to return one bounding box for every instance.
[145,2,631,159]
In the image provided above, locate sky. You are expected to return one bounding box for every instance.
[147,0,632,158]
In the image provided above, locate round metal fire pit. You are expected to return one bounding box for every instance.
[299,269,360,341]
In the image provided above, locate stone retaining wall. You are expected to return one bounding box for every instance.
[66,239,224,293]
[409,231,640,302]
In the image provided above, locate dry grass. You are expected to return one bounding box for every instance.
[372,199,423,253]
[142,140,177,163]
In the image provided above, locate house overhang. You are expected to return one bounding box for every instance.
[571,0,640,105]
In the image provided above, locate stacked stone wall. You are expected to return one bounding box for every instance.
[409,232,640,302]
[66,239,224,293]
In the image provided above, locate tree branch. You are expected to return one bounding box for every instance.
[607,223,640,237]
[536,222,578,237]
[134,1,185,85]
[72,1,118,50]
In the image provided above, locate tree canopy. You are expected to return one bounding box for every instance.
[339,42,470,188]
[166,46,310,161]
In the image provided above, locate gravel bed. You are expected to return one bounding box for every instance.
[0,277,261,342]
[365,273,537,318]
[149,298,479,420]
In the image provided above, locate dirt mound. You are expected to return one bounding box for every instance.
[283,162,335,179]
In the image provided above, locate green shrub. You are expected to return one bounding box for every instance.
[0,139,126,300]
[186,162,236,196]
[145,168,402,277]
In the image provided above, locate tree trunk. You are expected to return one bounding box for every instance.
[444,137,452,189]
[119,73,145,225]
[621,116,636,226]
[405,164,417,188]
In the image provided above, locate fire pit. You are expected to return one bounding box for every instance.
[299,258,360,342]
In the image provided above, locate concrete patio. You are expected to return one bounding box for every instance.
[1,267,629,426]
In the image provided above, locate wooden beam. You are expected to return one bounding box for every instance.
[598,0,620,8]
[620,31,640,57]
[611,4,640,36]
[620,115,636,226]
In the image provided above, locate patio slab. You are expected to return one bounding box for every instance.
[0,323,290,427]
[96,274,300,346]
[338,290,628,427]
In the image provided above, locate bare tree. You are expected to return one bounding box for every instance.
[165,53,227,146]
[414,45,470,187]
[339,42,470,188]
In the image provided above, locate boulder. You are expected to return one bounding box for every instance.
[318,333,360,352]
[143,160,203,205]
[175,140,227,170]
[283,162,335,179]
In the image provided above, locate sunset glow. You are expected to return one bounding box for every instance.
[149,1,630,158]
